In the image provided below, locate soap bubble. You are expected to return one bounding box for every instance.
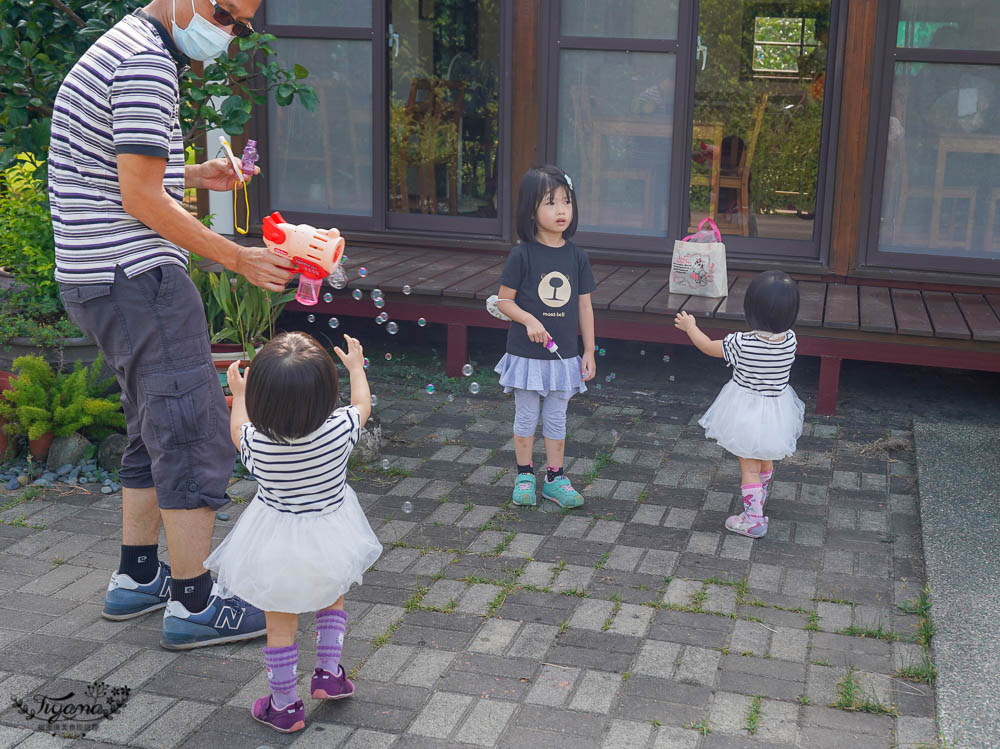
[461,364,473,377]
[640,349,646,356]
[375,315,385,325]
[402,285,412,295]
[358,267,368,277]
[353,289,363,301]
[363,357,370,369]
[425,383,435,394]
[669,375,675,382]
[371,394,378,406]
[605,376,612,382]
[469,382,480,394]
[447,394,455,402]
[596,383,602,389]
[341,255,349,264]
[385,353,392,361]
[328,317,339,328]
[306,314,315,323]
[387,322,399,334]
[378,312,389,322]
[374,298,385,309]
[381,459,390,470]
[402,501,413,514]
[662,355,671,363]
[372,288,383,299]
[323,292,333,303]
[417,318,427,327]
[599,348,606,357]
[610,372,616,379]
[331,276,346,290]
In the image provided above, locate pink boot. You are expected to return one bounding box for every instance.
[725,484,768,538]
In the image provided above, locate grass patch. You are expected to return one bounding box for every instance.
[805,610,821,631]
[557,618,569,636]
[812,595,856,606]
[745,695,763,735]
[594,550,611,570]
[580,450,614,485]
[832,666,897,716]
[683,719,711,736]
[895,652,937,685]
[839,620,899,643]
[561,587,589,598]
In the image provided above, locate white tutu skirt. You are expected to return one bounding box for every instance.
[204,485,383,614]
[699,380,805,461]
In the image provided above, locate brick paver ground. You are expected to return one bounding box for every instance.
[0,359,940,748]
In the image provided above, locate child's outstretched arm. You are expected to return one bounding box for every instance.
[579,292,596,381]
[226,360,250,449]
[333,334,372,427]
[496,285,550,344]
[674,311,724,358]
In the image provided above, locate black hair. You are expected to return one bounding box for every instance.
[515,164,579,243]
[744,270,800,334]
[245,331,339,442]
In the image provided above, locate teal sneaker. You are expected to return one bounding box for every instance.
[512,472,537,506]
[542,475,584,509]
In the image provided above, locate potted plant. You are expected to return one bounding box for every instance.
[0,353,125,461]
[207,268,296,364]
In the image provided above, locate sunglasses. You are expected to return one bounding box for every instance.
[210,1,255,38]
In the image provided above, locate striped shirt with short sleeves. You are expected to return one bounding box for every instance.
[721,330,797,396]
[239,407,362,516]
[49,10,190,285]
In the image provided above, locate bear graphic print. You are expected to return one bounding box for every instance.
[538,271,571,308]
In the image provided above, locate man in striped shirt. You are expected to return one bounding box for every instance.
[50,0,294,650]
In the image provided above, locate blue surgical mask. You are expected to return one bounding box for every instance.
[172,0,233,62]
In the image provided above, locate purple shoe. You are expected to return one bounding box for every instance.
[311,665,355,700]
[250,696,305,733]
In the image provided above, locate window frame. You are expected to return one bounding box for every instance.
[861,0,1000,275]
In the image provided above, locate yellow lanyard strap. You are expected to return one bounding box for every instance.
[233,181,249,235]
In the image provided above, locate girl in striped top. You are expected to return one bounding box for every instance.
[205,332,382,734]
[675,271,805,539]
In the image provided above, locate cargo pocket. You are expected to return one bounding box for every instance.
[141,364,217,449]
[59,284,131,356]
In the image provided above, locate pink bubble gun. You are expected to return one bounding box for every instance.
[262,211,345,306]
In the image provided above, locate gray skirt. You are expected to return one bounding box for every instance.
[495,353,587,396]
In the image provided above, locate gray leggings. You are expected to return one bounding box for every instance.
[513,388,573,440]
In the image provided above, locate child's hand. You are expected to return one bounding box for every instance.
[333,334,365,372]
[226,360,248,399]
[581,350,596,382]
[524,316,550,345]
[674,311,699,334]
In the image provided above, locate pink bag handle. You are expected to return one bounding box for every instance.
[680,217,722,242]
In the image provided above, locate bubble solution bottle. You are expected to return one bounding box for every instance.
[240,139,259,174]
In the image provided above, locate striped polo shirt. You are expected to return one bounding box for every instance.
[722,330,798,395]
[49,10,190,285]
[239,407,362,516]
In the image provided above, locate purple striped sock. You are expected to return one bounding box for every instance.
[263,644,299,710]
[315,609,347,674]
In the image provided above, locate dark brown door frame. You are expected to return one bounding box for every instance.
[860,0,1000,276]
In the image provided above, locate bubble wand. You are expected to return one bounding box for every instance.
[485,295,564,360]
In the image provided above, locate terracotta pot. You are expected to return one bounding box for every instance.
[211,343,248,372]
[28,432,54,461]
[226,395,234,412]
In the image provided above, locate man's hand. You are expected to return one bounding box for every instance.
[235,246,297,292]
[194,158,260,192]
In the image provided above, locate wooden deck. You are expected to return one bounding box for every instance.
[293,247,1000,414]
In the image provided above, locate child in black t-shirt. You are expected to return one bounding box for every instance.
[493,165,597,509]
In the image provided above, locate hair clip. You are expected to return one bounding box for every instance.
[564,174,574,192]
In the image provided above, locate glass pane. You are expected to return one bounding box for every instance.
[878,63,1000,259]
[557,49,675,236]
[268,39,372,216]
[898,1,1000,52]
[688,1,832,240]
[266,1,372,27]
[388,0,500,218]
[561,0,679,40]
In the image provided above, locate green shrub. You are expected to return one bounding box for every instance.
[0,353,124,440]
[0,157,58,306]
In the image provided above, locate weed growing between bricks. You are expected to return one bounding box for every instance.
[745,695,763,735]
[833,665,898,716]
[896,585,938,685]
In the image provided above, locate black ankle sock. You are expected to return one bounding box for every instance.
[546,466,564,482]
[517,463,533,475]
[171,571,213,613]
[119,545,159,585]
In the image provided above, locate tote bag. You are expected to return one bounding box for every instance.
[669,217,728,298]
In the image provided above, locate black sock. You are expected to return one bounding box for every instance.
[119,545,159,585]
[546,466,564,482]
[517,463,533,475]
[171,571,214,613]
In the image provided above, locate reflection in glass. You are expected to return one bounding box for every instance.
[879,63,1000,257]
[560,0,679,40]
[688,0,831,240]
[557,50,675,236]
[388,0,499,218]
[897,1,1000,52]
[266,1,372,28]
[268,39,372,216]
